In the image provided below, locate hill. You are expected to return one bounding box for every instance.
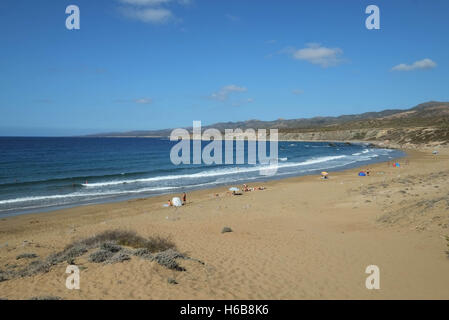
[88,101,449,145]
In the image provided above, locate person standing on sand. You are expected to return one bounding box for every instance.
[182,192,187,205]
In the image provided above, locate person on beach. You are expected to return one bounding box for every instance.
[182,192,186,205]
[168,199,172,206]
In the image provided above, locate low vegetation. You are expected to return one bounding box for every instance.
[29,296,63,300]
[68,230,176,253]
[16,253,38,260]
[1,230,202,283]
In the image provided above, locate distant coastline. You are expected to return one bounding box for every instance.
[85,101,449,148]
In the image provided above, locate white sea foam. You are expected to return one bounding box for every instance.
[81,155,347,188]
[0,186,178,205]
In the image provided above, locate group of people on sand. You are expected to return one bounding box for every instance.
[242,184,266,192]
[321,168,373,179]
[361,168,371,176]
[222,184,267,196]
[166,184,268,204]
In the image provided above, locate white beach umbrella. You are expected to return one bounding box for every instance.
[172,197,183,207]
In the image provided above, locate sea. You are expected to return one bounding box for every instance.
[0,137,404,216]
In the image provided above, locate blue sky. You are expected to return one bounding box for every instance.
[0,0,448,136]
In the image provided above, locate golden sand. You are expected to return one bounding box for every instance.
[0,147,448,299]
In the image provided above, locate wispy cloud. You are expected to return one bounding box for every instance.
[115,98,153,104]
[231,98,254,107]
[283,43,344,68]
[292,89,303,95]
[265,39,277,45]
[134,98,153,104]
[391,58,437,71]
[176,0,192,5]
[119,0,191,5]
[210,85,247,101]
[117,0,191,24]
[120,7,174,24]
[119,0,172,5]
[225,14,240,22]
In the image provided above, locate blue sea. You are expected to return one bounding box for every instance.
[0,137,404,216]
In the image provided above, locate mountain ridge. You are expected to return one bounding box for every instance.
[88,101,449,143]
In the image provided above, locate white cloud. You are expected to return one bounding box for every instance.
[119,0,171,5]
[121,7,174,23]
[391,58,437,71]
[115,97,153,104]
[292,89,303,95]
[119,0,190,5]
[118,0,191,24]
[210,85,247,101]
[134,98,153,104]
[289,43,343,68]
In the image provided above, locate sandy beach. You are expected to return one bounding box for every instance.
[0,145,448,300]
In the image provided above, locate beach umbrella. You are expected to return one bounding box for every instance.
[321,171,329,176]
[172,197,183,207]
[229,187,240,192]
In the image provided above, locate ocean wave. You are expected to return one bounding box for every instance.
[0,170,153,188]
[81,155,348,188]
[0,186,178,205]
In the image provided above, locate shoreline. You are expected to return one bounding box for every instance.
[0,142,405,219]
[0,145,412,236]
[1,145,448,299]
